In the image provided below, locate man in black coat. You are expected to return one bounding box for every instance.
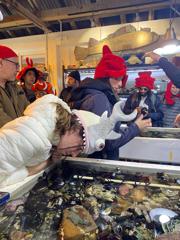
[60,70,80,104]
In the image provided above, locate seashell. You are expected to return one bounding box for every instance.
[176,179,180,184]
[70,201,76,205]
[118,184,133,197]
[100,207,111,216]
[130,187,146,202]
[58,198,63,206]
[149,208,177,222]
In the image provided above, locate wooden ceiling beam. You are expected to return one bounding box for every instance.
[2,0,52,33]
[0,0,171,29]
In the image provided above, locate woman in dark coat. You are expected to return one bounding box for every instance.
[123,71,164,127]
[70,45,151,160]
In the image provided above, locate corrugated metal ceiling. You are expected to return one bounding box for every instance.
[0,0,179,39]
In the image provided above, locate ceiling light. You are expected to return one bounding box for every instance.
[90,18,96,28]
[154,26,180,55]
[0,10,3,21]
[154,44,180,55]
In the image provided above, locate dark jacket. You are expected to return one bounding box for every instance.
[123,92,164,127]
[70,78,140,160]
[59,86,74,104]
[0,82,29,128]
[159,57,180,88]
[22,85,36,103]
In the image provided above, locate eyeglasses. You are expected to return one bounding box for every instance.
[139,87,149,91]
[58,144,85,151]
[3,58,19,68]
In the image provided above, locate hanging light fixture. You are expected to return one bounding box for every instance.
[153,3,180,55]
[154,26,180,55]
[0,9,3,21]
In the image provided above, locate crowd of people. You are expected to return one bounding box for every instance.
[62,48,180,128]
[0,43,179,187]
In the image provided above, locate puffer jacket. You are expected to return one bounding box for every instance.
[0,81,29,127]
[70,78,139,160]
[0,95,71,187]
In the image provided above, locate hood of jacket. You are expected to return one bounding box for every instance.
[70,78,118,109]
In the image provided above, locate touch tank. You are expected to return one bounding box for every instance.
[120,127,180,164]
[1,157,180,240]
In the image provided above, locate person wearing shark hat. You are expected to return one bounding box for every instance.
[0,94,139,187]
[69,45,151,160]
[0,45,29,128]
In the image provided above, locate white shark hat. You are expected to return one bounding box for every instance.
[73,101,137,154]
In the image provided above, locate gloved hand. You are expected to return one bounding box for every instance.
[109,100,137,125]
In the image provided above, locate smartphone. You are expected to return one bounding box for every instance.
[0,191,10,206]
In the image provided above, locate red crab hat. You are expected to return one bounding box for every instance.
[94,45,127,88]
[16,57,39,82]
[164,81,180,105]
[135,71,155,90]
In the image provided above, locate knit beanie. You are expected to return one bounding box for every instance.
[164,81,180,105]
[0,45,17,59]
[135,71,155,90]
[94,45,127,87]
[69,70,81,82]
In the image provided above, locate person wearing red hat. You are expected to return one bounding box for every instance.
[123,71,164,127]
[69,45,151,160]
[16,57,39,103]
[162,81,180,127]
[0,45,29,127]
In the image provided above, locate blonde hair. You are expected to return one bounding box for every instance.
[55,104,83,137]
[55,104,72,136]
[52,104,83,162]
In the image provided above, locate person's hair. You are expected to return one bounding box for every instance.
[96,77,111,87]
[55,104,83,137]
[21,68,39,82]
[51,104,83,162]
